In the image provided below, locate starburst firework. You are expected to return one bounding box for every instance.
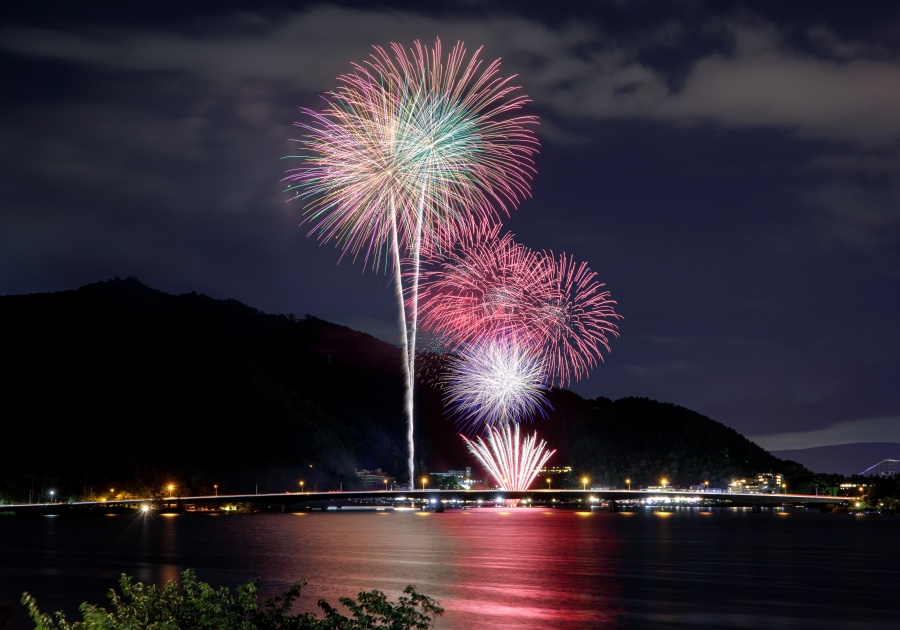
[443,335,551,433]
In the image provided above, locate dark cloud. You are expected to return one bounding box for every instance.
[6,7,900,147]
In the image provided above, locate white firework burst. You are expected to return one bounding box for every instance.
[443,335,551,433]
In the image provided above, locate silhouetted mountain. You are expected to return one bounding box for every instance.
[2,278,409,499]
[538,391,811,488]
[1,278,815,501]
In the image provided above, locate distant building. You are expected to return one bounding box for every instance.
[728,479,757,493]
[729,473,785,494]
[354,468,395,490]
[431,467,475,489]
[756,473,785,494]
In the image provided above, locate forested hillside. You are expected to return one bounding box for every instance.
[1,279,812,502]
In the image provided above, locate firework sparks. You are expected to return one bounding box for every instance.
[418,229,621,387]
[284,39,538,487]
[284,40,538,266]
[528,250,622,386]
[443,334,551,433]
[415,332,453,389]
[462,422,555,491]
[415,225,546,349]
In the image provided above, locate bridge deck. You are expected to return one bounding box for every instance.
[3,489,854,515]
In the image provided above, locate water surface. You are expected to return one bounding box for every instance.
[2,507,897,628]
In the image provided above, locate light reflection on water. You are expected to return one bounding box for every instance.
[1,508,899,629]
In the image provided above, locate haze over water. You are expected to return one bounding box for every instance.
[3,508,898,628]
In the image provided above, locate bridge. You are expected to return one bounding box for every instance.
[859,459,899,477]
[1,488,854,516]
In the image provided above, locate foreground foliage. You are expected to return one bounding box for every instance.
[22,569,442,629]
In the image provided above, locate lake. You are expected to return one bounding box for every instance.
[2,506,898,628]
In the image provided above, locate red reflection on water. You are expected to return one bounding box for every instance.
[427,508,626,627]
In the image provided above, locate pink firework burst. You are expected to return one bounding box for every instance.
[528,251,622,386]
[462,422,555,491]
[414,225,546,349]
[416,229,621,387]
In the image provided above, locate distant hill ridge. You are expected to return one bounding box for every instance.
[771,443,900,477]
[1,278,818,502]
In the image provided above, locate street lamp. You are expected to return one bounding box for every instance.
[300,480,305,493]
[781,483,786,494]
[547,477,551,490]
[704,480,709,492]
[49,490,55,503]
[626,478,631,491]
[660,477,668,490]
[582,477,589,491]
[384,478,389,492]
[167,484,175,498]
[214,484,218,497]
[421,477,427,491]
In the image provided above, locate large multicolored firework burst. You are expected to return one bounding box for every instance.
[284,39,538,487]
[462,422,555,492]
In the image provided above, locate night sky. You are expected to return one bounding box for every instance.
[3,1,899,460]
